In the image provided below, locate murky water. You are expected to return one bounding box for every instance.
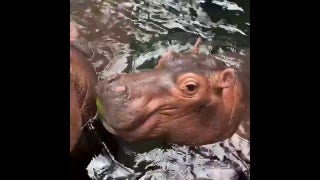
[70,0,249,179]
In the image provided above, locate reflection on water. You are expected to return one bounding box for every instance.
[71,0,249,179]
[87,134,249,179]
[71,0,249,78]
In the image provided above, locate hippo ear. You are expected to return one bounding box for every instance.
[218,68,237,88]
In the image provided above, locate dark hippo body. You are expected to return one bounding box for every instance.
[96,38,250,146]
[70,25,121,179]
[69,43,102,179]
[70,43,121,169]
[70,44,99,153]
[70,45,98,124]
[70,83,82,151]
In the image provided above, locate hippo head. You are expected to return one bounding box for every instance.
[96,38,249,146]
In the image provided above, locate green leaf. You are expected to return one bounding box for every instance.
[96,97,105,117]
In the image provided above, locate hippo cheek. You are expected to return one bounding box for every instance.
[156,103,224,145]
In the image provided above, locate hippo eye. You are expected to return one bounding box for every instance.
[183,81,198,95]
[186,83,196,92]
[176,74,201,97]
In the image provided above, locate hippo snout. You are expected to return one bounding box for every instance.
[95,73,135,130]
[95,71,169,133]
[97,74,129,98]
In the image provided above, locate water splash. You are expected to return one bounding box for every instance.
[87,134,250,179]
[132,40,193,70]
[211,0,244,12]
[87,154,140,179]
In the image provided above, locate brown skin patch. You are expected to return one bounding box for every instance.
[96,38,249,146]
[70,83,82,152]
[70,25,99,152]
[70,46,98,125]
[69,46,98,153]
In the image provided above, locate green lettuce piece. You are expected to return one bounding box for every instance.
[96,97,105,117]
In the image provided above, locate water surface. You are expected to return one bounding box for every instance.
[70,0,250,179]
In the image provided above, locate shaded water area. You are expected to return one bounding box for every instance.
[70,0,249,179]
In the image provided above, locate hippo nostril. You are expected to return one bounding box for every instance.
[107,74,118,83]
[112,86,127,93]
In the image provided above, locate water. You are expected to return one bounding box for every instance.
[70,0,250,179]
[70,0,249,76]
[85,133,249,179]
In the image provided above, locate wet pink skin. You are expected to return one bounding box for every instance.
[70,22,78,43]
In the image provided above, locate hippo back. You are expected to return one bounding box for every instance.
[70,45,98,125]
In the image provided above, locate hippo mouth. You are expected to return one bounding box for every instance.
[98,92,178,141]
[101,111,152,131]
[100,108,165,141]
[106,105,156,130]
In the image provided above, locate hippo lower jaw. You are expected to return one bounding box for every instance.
[100,111,163,142]
[100,97,184,142]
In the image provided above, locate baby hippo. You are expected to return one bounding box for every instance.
[96,38,250,146]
